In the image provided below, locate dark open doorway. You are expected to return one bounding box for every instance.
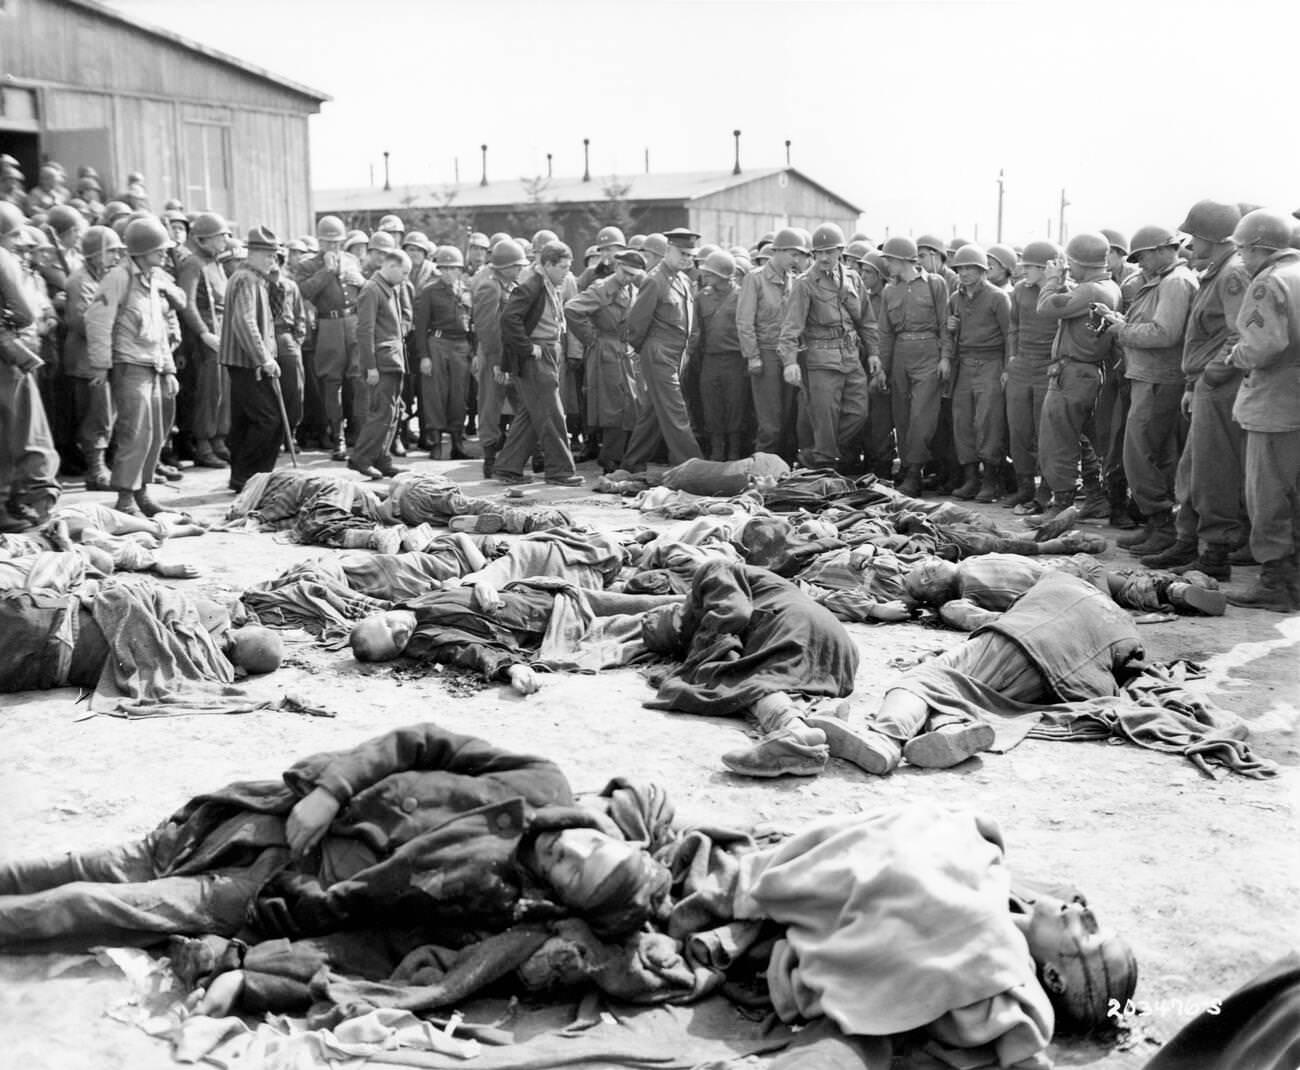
[0,130,40,180]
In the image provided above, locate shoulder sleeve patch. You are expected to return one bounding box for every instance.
[1225,275,1245,296]
[1251,283,1269,301]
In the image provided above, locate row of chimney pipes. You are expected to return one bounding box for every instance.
[377,132,792,191]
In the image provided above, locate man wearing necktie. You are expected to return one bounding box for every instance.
[622,227,703,473]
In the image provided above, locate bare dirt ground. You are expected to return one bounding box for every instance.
[1,448,1296,1070]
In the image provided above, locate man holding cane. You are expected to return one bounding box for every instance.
[220,226,284,493]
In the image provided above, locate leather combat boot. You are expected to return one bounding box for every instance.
[1226,559,1297,613]
[974,463,1001,503]
[1141,537,1197,569]
[951,463,980,500]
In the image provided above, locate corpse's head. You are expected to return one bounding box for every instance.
[519,827,671,938]
[640,602,684,655]
[1018,895,1138,1033]
[350,610,418,662]
[903,558,960,605]
[227,627,284,674]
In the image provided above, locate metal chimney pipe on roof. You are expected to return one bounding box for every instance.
[785,139,791,166]
[454,156,459,183]
[644,147,649,174]
[582,138,591,182]
[546,153,553,178]
[383,151,390,191]
[732,130,741,175]
[480,144,488,187]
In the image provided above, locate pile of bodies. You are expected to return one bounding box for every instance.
[0,466,1282,1070]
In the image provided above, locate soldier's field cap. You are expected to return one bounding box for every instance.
[615,249,647,269]
[664,227,701,251]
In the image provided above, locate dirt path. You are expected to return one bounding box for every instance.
[1,453,1296,1069]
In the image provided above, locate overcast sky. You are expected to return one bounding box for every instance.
[117,0,1300,245]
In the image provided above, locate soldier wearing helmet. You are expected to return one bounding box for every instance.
[945,243,1012,503]
[412,246,474,460]
[622,228,705,473]
[688,250,749,461]
[985,244,1017,292]
[737,226,806,457]
[564,249,646,472]
[1032,233,1123,522]
[1140,201,1250,577]
[465,232,491,275]
[1092,225,1198,556]
[0,204,60,531]
[175,212,233,468]
[917,234,958,292]
[46,204,86,279]
[350,246,413,480]
[777,222,880,468]
[83,216,181,518]
[877,234,955,497]
[299,215,368,460]
[376,214,405,240]
[471,238,529,478]
[23,163,69,217]
[851,247,895,478]
[62,226,125,492]
[1003,240,1062,512]
[1219,208,1300,611]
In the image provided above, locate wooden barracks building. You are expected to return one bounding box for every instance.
[0,0,328,234]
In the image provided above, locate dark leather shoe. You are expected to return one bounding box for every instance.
[347,462,384,480]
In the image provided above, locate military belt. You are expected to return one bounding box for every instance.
[321,307,357,320]
[897,331,938,340]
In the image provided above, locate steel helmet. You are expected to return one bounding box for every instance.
[123,216,172,257]
[628,234,647,250]
[433,245,464,268]
[402,231,434,254]
[861,251,890,280]
[695,242,720,262]
[16,225,47,249]
[285,238,308,254]
[301,236,320,252]
[793,227,813,251]
[488,231,511,248]
[583,245,599,262]
[948,237,970,255]
[641,233,669,258]
[190,211,231,240]
[699,249,736,278]
[987,243,1018,273]
[82,224,124,263]
[162,207,189,226]
[1099,228,1128,256]
[343,230,368,251]
[770,226,810,254]
[881,235,919,261]
[594,225,627,249]
[1126,225,1178,262]
[756,230,776,249]
[489,238,528,268]
[369,231,397,252]
[531,229,558,248]
[467,231,490,250]
[101,200,132,225]
[916,234,947,257]
[811,223,847,251]
[850,230,872,244]
[316,215,347,241]
[950,243,989,270]
[377,213,405,234]
[1020,240,1062,268]
[1065,232,1110,268]
[1231,208,1294,251]
[46,204,82,234]
[845,239,872,263]
[1178,199,1242,243]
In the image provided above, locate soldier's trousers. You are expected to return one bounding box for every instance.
[191,348,230,442]
[699,351,750,436]
[1037,360,1102,494]
[802,345,869,466]
[750,347,797,457]
[108,364,165,493]
[494,345,576,480]
[863,380,895,474]
[227,366,283,488]
[313,316,358,433]
[952,351,1006,465]
[1004,356,1050,477]
[1123,379,1184,515]
[1174,375,1245,547]
[0,364,60,506]
[624,340,701,471]
[1244,428,1300,564]
[889,338,944,467]
[1095,364,1130,491]
[421,336,471,433]
[275,339,304,431]
[72,376,114,453]
[351,371,402,471]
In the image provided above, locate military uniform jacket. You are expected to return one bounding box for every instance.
[1116,262,1198,384]
[1036,273,1122,365]
[298,251,364,314]
[566,274,637,430]
[1182,249,1248,381]
[778,265,878,369]
[626,263,694,356]
[1228,249,1300,433]
[736,260,792,360]
[878,271,953,368]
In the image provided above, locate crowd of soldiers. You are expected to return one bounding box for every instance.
[1,152,1297,611]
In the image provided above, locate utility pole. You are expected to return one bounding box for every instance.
[996,169,1005,242]
[1046,218,1053,241]
[1059,189,1070,245]
[453,157,459,183]
[973,222,979,242]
